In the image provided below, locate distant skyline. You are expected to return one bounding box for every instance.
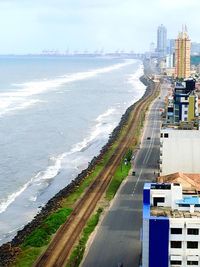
[1,0,200,54]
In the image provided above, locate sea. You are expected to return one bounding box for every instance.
[0,55,146,245]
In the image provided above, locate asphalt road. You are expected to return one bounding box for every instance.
[81,83,167,267]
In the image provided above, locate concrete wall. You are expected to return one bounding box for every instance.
[160,129,200,175]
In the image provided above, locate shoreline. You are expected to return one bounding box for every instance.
[0,73,154,266]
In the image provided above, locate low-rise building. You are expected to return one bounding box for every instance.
[142,183,200,267]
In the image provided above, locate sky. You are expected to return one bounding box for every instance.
[0,0,200,54]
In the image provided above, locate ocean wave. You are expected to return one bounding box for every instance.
[0,182,30,213]
[0,106,118,214]
[0,99,44,117]
[34,154,66,183]
[127,64,146,99]
[0,61,142,215]
[71,108,116,153]
[95,108,116,123]
[0,60,134,117]
[0,61,144,212]
[0,153,68,214]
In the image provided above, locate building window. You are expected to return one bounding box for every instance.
[187,241,198,249]
[171,260,182,265]
[187,261,198,265]
[164,133,169,138]
[171,228,182,234]
[160,133,163,138]
[187,228,199,235]
[179,204,190,207]
[171,241,182,248]
[153,197,165,207]
[184,118,187,121]
[184,110,188,114]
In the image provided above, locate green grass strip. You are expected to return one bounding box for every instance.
[14,208,72,267]
[106,161,131,201]
[66,208,103,267]
[13,247,44,267]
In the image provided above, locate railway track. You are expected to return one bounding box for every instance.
[34,80,160,267]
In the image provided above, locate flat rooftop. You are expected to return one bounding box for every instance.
[151,206,200,218]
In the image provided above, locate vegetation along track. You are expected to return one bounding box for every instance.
[34,79,160,267]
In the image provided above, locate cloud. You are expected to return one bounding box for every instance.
[0,0,199,53]
[158,0,199,9]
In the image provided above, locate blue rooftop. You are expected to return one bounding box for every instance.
[176,196,200,206]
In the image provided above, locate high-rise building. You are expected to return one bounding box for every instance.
[175,26,191,79]
[157,24,167,57]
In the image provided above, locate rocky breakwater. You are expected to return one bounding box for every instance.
[0,75,155,267]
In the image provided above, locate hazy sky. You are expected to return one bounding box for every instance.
[0,0,199,54]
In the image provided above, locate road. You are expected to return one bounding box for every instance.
[81,83,167,267]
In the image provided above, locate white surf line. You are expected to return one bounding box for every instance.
[132,169,143,196]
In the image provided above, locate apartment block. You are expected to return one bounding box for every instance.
[142,183,200,267]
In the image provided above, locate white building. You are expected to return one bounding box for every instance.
[143,183,200,267]
[160,128,200,175]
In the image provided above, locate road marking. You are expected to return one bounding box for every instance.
[132,168,143,195]
[143,116,159,164]
[132,101,161,196]
[145,103,162,162]
[142,102,160,164]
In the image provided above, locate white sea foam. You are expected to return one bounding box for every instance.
[95,108,116,123]
[0,99,44,117]
[127,64,146,101]
[34,154,66,183]
[71,108,116,153]
[0,106,118,214]
[0,182,30,213]
[0,60,139,215]
[0,60,134,117]
[0,152,68,213]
